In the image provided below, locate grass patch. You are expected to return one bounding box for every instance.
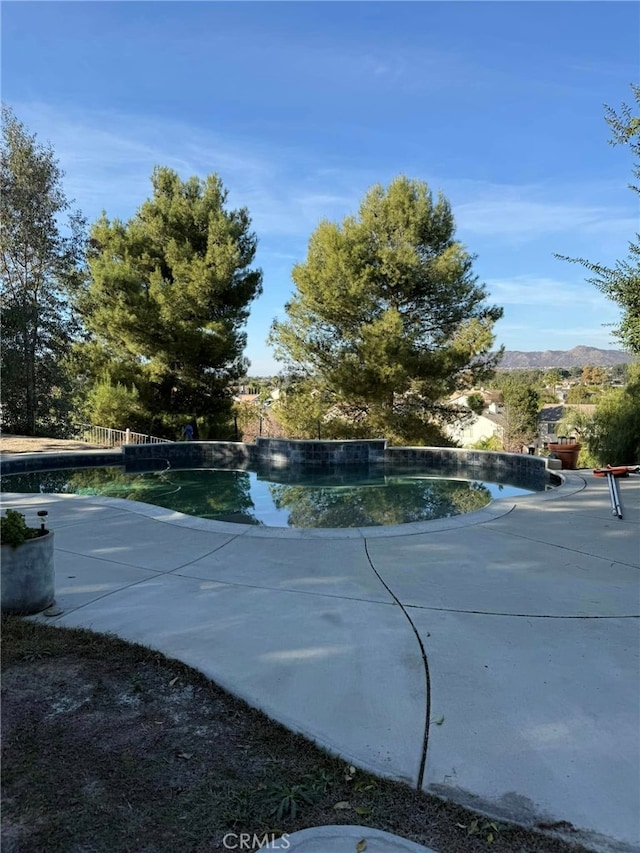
[2,614,591,853]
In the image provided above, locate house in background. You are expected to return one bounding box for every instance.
[449,412,505,446]
[445,411,505,449]
[444,390,504,447]
[537,404,596,445]
[447,390,597,451]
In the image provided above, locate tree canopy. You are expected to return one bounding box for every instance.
[76,167,263,437]
[269,176,503,444]
[0,106,85,435]
[557,85,640,354]
[499,375,540,451]
[584,362,640,464]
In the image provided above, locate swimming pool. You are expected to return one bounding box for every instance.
[0,465,543,528]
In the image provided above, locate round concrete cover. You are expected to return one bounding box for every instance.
[266,825,437,852]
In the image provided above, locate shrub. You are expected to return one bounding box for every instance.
[82,379,146,431]
[0,509,40,548]
[586,368,640,465]
[471,435,503,451]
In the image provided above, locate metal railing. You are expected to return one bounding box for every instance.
[73,424,173,448]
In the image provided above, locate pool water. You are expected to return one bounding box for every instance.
[1,466,539,528]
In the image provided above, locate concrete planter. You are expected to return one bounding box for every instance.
[1,531,55,615]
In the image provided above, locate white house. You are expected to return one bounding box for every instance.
[445,390,504,447]
[446,411,505,447]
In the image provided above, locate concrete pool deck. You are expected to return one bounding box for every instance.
[1,468,639,852]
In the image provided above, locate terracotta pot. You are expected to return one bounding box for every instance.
[547,442,581,470]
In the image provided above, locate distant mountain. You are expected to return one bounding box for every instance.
[498,346,635,370]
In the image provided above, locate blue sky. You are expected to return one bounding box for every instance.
[3,1,638,374]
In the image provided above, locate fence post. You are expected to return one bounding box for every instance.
[125,428,131,445]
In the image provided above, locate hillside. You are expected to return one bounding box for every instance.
[498,346,634,370]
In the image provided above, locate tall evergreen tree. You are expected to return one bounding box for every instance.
[269,176,503,443]
[0,106,85,435]
[500,376,540,451]
[77,167,262,437]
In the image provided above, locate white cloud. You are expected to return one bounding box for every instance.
[459,199,594,236]
[487,276,623,351]
[486,276,606,309]
[494,320,621,353]
[453,189,635,245]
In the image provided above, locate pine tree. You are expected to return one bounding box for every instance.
[500,377,540,451]
[269,176,503,443]
[77,167,262,437]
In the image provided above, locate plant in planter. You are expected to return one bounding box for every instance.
[1,509,55,615]
[1,509,42,546]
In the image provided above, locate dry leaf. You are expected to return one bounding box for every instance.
[333,801,352,810]
[177,752,193,760]
[169,676,179,686]
[354,806,371,816]
[356,840,367,852]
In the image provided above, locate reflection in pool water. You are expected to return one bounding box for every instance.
[0,466,541,528]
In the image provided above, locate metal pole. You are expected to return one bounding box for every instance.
[607,472,623,519]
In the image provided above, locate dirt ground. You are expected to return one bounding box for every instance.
[0,435,105,454]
